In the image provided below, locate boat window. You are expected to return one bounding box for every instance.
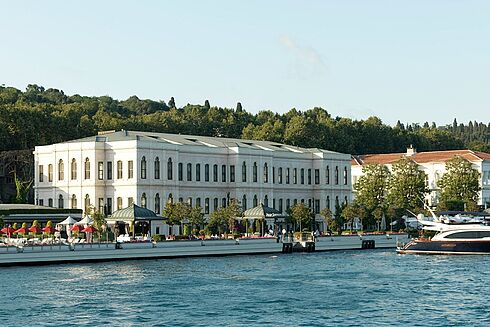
[446,231,490,239]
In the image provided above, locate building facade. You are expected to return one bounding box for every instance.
[352,147,490,209]
[34,130,352,231]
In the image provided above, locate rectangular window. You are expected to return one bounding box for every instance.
[107,198,112,215]
[315,199,320,214]
[286,168,290,184]
[279,199,283,213]
[293,168,297,184]
[307,169,311,185]
[335,166,339,185]
[178,163,183,181]
[315,169,320,184]
[117,161,123,179]
[98,162,104,180]
[344,167,348,185]
[221,165,226,182]
[205,198,210,214]
[39,199,44,206]
[278,167,282,184]
[272,167,275,184]
[39,165,44,182]
[205,164,210,182]
[326,166,330,184]
[242,163,247,182]
[107,162,113,180]
[98,198,104,213]
[230,165,235,182]
[128,197,134,206]
[48,165,53,182]
[128,161,134,179]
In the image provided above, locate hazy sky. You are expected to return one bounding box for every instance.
[1,1,489,125]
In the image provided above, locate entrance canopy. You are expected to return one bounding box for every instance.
[107,204,161,223]
[241,203,285,220]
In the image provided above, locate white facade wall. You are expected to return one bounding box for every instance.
[34,133,352,224]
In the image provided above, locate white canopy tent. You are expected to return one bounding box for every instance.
[75,215,94,226]
[57,216,78,225]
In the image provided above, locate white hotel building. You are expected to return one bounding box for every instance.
[33,130,352,230]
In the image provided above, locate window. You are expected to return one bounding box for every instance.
[230,165,235,182]
[107,161,113,180]
[187,163,192,181]
[213,198,218,211]
[293,168,297,184]
[278,167,283,184]
[205,198,210,214]
[253,195,258,207]
[326,196,330,209]
[315,199,320,214]
[117,161,123,179]
[168,193,173,204]
[221,165,226,182]
[48,198,53,207]
[213,164,218,182]
[107,198,112,215]
[286,168,290,184]
[326,166,330,184]
[128,197,134,206]
[167,158,173,180]
[279,199,283,213]
[344,196,348,205]
[178,163,183,181]
[58,160,64,180]
[38,165,44,182]
[242,161,247,182]
[201,164,208,182]
[71,194,77,209]
[307,169,311,185]
[301,168,304,184]
[196,164,201,182]
[154,157,160,179]
[242,195,247,211]
[128,160,134,179]
[286,199,290,210]
[71,159,77,180]
[196,197,201,208]
[188,197,193,207]
[58,195,64,209]
[264,195,268,207]
[98,198,104,213]
[38,199,44,206]
[253,162,257,182]
[155,194,160,214]
[84,194,90,213]
[84,158,90,179]
[315,169,320,184]
[141,193,147,208]
[98,161,104,180]
[344,167,348,185]
[335,166,339,185]
[141,157,147,179]
[221,198,226,208]
[48,164,53,182]
[117,197,123,210]
[264,163,268,183]
[273,198,276,209]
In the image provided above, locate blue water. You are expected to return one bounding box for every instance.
[1,250,490,326]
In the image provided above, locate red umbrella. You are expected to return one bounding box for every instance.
[82,225,97,233]
[14,227,27,234]
[70,225,82,232]
[29,226,42,234]
[1,227,15,235]
[42,226,55,234]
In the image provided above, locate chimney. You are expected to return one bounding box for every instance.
[406,144,416,156]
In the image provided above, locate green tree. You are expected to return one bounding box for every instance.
[14,174,33,204]
[354,164,390,211]
[188,206,205,231]
[290,203,312,231]
[386,157,428,212]
[341,204,358,232]
[437,156,481,211]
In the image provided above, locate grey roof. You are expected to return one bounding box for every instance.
[64,130,344,155]
[108,204,160,221]
[242,203,285,219]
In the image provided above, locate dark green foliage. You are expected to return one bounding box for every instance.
[0,85,487,155]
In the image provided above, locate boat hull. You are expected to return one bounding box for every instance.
[397,240,490,255]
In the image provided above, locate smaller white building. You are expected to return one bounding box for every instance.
[352,147,490,208]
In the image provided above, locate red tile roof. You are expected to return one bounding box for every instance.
[352,149,490,166]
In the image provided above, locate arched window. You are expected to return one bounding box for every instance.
[196,198,201,208]
[242,161,247,182]
[71,194,77,209]
[154,157,160,179]
[253,194,258,207]
[242,195,247,211]
[278,167,283,184]
[205,198,210,214]
[117,160,123,179]
[187,163,192,181]
[263,163,268,183]
[84,158,90,179]
[188,197,193,207]
[264,195,268,207]
[58,160,64,181]
[196,164,201,182]
[84,194,90,214]
[167,158,173,180]
[141,156,147,179]
[344,167,348,185]
[71,159,77,180]
[335,166,339,185]
[155,193,160,214]
[117,197,123,210]
[213,198,218,211]
[141,193,147,208]
[213,164,218,182]
[253,162,257,182]
[168,193,173,204]
[48,164,53,182]
[326,166,330,184]
[326,196,330,209]
[205,164,210,181]
[58,194,64,209]
[286,199,291,210]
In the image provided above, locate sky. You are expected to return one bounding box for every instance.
[1,0,489,126]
